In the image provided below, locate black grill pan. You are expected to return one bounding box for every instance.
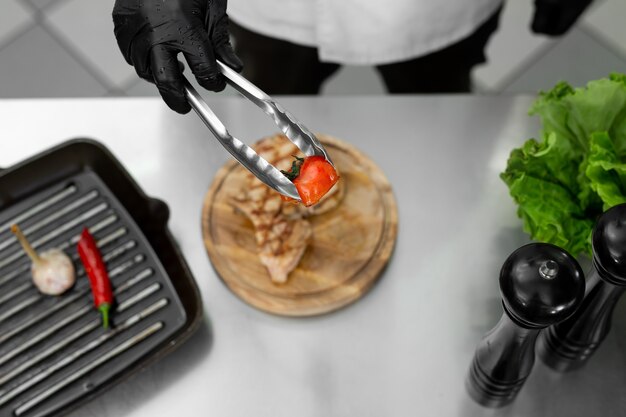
[0,139,202,417]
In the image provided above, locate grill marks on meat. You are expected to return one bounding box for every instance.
[232,179,312,284]
[230,135,343,284]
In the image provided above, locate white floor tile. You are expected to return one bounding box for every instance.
[45,0,136,89]
[322,65,386,96]
[582,0,626,58]
[0,0,34,48]
[474,0,558,91]
[0,26,108,98]
[124,79,160,98]
[28,0,63,10]
[503,27,626,94]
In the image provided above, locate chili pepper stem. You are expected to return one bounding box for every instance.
[99,304,111,329]
[11,224,42,265]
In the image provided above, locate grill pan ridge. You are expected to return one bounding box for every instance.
[0,139,202,417]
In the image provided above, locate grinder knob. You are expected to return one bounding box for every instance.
[467,243,585,407]
[500,243,585,328]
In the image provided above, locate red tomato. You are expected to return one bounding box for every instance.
[293,156,339,207]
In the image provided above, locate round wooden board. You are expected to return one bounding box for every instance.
[202,134,398,316]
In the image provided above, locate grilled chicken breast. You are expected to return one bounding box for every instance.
[230,134,343,284]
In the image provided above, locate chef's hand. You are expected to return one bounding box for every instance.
[113,0,242,114]
[531,0,593,36]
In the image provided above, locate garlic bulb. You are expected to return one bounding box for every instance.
[31,248,76,295]
[11,224,76,295]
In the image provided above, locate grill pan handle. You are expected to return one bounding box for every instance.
[146,198,169,228]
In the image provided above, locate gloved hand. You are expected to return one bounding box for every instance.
[113,0,242,114]
[531,0,593,36]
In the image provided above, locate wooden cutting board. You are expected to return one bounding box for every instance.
[202,134,398,316]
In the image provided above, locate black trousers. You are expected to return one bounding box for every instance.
[230,7,502,94]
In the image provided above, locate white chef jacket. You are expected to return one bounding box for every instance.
[228,0,504,65]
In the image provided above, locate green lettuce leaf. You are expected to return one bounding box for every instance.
[502,73,626,257]
[586,131,626,209]
[501,134,593,256]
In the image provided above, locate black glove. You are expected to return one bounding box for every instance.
[113,0,243,114]
[531,0,593,36]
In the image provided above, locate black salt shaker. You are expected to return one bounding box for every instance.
[466,243,585,407]
[538,203,626,371]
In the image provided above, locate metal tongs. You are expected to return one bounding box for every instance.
[183,61,333,202]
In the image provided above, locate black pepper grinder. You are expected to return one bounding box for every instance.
[538,203,626,371]
[466,243,585,407]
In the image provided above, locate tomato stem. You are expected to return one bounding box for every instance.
[281,155,304,181]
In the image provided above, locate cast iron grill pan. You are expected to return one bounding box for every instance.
[0,140,202,417]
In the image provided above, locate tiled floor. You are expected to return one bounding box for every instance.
[44,0,137,91]
[0,0,624,98]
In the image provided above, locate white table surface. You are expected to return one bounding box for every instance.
[1,95,625,417]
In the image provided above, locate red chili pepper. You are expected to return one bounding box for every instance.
[77,228,113,329]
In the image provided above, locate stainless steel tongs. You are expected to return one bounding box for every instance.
[183,61,333,202]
